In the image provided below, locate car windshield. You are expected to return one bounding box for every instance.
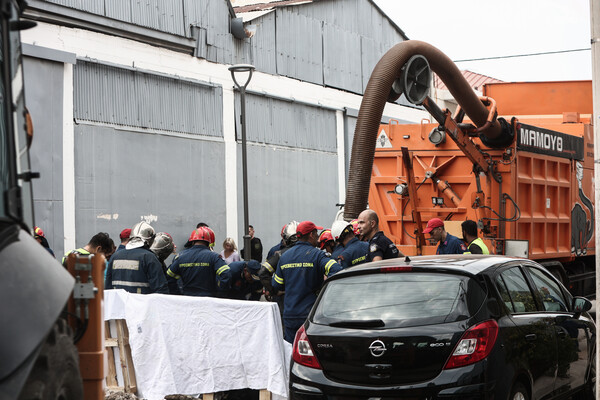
[312,272,477,328]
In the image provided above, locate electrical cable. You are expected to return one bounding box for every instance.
[479,193,521,222]
[453,48,590,63]
[61,309,85,343]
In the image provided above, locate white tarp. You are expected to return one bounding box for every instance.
[104,290,291,400]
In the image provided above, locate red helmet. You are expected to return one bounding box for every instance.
[350,219,360,236]
[188,226,214,245]
[33,226,45,238]
[318,229,334,250]
[207,227,216,248]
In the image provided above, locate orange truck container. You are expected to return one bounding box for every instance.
[369,81,594,296]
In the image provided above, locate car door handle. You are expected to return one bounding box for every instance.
[525,334,537,341]
[557,330,567,338]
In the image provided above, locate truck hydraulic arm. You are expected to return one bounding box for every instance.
[421,96,502,183]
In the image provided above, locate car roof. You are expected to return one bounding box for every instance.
[335,254,527,277]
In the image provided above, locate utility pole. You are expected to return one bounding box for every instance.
[591,0,600,395]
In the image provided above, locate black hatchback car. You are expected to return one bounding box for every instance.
[289,255,596,400]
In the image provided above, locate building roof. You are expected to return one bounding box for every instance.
[435,70,503,92]
[231,0,408,39]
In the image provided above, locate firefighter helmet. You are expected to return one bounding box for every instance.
[331,220,352,242]
[350,219,360,236]
[150,232,175,262]
[33,226,45,238]
[282,221,299,246]
[188,226,214,245]
[130,221,155,246]
[318,229,334,250]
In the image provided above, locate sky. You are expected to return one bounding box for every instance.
[373,0,593,83]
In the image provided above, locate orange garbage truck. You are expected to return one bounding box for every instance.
[344,40,595,297]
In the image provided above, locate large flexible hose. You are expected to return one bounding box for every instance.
[344,40,506,220]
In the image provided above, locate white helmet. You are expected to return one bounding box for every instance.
[331,220,352,242]
[282,220,299,246]
[130,221,156,247]
[150,232,175,262]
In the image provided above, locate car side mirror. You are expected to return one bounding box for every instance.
[572,296,591,317]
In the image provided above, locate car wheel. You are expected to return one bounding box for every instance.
[18,318,84,400]
[509,382,529,400]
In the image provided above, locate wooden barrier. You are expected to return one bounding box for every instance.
[105,319,137,394]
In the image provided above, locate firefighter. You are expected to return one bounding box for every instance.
[461,220,489,254]
[423,218,466,255]
[318,229,335,256]
[267,224,286,259]
[257,220,299,297]
[272,221,342,343]
[106,222,168,294]
[34,226,55,257]
[227,259,262,300]
[357,209,402,261]
[150,232,176,275]
[331,221,369,269]
[62,232,113,266]
[166,226,231,297]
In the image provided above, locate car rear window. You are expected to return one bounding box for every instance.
[312,272,482,328]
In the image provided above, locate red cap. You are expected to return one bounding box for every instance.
[423,218,444,234]
[120,228,132,239]
[296,221,323,236]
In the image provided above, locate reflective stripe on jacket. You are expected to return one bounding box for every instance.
[272,241,342,320]
[106,247,168,294]
[166,244,231,297]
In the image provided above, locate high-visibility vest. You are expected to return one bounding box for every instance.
[466,237,489,254]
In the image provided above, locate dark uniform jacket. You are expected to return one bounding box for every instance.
[272,241,342,320]
[258,244,292,295]
[106,247,168,294]
[331,243,344,260]
[228,261,262,301]
[436,233,467,255]
[367,231,399,262]
[242,237,263,262]
[267,241,283,259]
[166,244,231,297]
[337,237,369,269]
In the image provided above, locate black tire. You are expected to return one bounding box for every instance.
[18,318,83,400]
[509,382,529,400]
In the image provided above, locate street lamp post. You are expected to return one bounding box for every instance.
[229,64,255,261]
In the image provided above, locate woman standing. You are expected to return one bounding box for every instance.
[219,237,241,263]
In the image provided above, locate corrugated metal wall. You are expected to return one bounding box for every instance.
[38,0,406,96]
[275,8,324,85]
[236,93,337,152]
[24,56,66,259]
[281,0,406,93]
[73,123,227,254]
[74,61,223,137]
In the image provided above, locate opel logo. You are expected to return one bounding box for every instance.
[369,340,386,357]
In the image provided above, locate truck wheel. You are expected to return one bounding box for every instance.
[18,318,83,400]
